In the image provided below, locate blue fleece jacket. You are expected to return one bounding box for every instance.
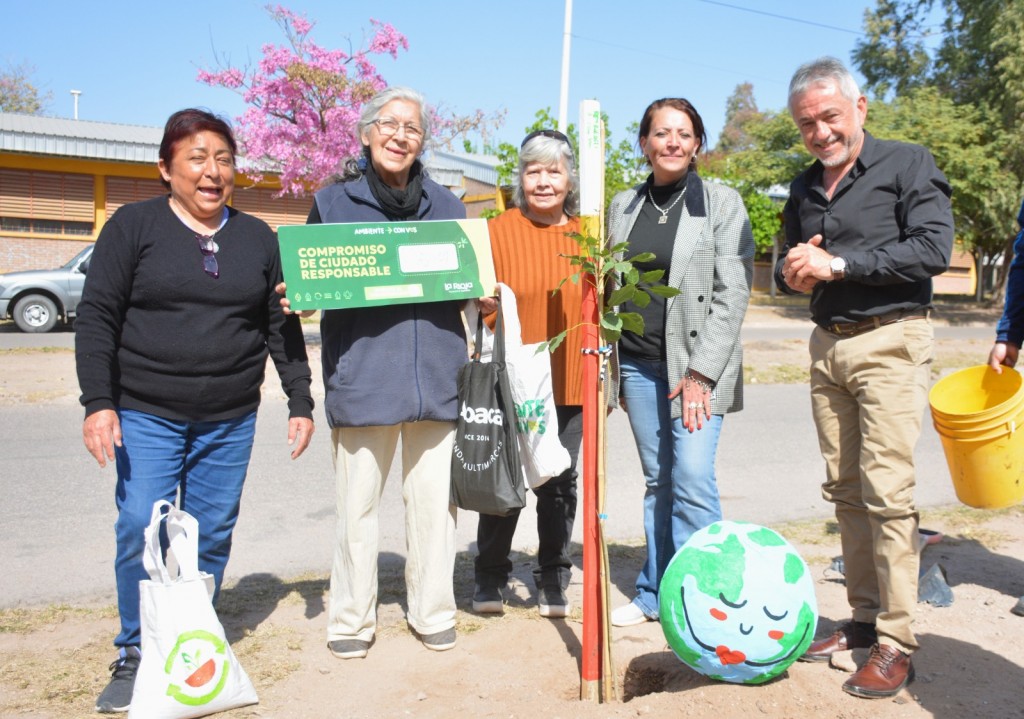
[313,174,468,427]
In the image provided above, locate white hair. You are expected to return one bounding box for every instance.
[788,56,862,108]
[512,135,580,217]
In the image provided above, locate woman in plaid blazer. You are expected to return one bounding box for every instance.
[606,98,755,627]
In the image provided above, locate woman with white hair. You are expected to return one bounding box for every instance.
[472,129,584,619]
[309,86,467,659]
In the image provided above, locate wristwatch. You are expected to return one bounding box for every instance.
[829,256,847,281]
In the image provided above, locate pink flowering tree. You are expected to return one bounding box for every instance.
[198,5,503,196]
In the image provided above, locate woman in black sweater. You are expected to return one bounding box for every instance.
[76,108,315,714]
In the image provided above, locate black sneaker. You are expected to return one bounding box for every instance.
[95,646,141,713]
[472,585,504,614]
[538,587,570,618]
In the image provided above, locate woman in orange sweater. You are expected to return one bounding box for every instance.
[473,130,583,618]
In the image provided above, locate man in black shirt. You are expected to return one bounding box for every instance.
[775,57,954,699]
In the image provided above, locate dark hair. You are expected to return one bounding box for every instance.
[637,98,707,168]
[158,108,237,188]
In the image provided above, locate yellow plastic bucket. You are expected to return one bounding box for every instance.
[933,416,1021,443]
[930,366,1024,422]
[932,405,1024,437]
[929,366,1024,509]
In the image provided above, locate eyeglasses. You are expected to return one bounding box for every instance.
[521,129,572,149]
[372,118,424,141]
[196,234,219,279]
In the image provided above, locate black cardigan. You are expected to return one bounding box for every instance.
[76,195,313,421]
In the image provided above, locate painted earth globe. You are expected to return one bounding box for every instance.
[658,520,818,684]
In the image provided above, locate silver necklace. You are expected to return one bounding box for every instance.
[647,185,685,224]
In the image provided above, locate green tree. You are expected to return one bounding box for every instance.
[706,91,803,259]
[604,121,643,211]
[852,0,932,98]
[932,0,1024,137]
[866,87,1016,298]
[855,0,1024,156]
[852,0,1024,300]
[735,185,782,259]
[708,109,808,192]
[716,83,761,154]
[0,62,50,114]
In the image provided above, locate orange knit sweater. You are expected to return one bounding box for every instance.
[487,209,583,406]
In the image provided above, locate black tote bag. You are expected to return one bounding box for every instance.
[450,302,526,516]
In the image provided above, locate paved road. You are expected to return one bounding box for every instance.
[740,324,995,342]
[0,320,325,351]
[0,380,961,608]
[0,310,992,607]
[0,321,76,347]
[0,317,997,349]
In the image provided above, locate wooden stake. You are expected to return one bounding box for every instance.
[578,99,611,703]
[579,235,602,700]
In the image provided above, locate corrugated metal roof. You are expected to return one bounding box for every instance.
[0,113,497,192]
[422,164,464,187]
[0,112,162,163]
[430,150,499,187]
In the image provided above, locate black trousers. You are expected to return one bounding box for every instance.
[474,405,583,591]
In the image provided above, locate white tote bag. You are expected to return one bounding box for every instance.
[128,501,258,719]
[485,284,572,488]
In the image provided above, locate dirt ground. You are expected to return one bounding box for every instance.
[2,305,1022,718]
[2,509,1022,719]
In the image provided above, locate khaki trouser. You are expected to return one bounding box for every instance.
[809,319,933,654]
[327,421,457,643]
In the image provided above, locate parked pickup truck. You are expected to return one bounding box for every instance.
[0,244,93,333]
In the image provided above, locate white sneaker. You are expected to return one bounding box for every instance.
[611,602,654,627]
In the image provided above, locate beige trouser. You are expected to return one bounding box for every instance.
[809,319,933,654]
[327,421,457,642]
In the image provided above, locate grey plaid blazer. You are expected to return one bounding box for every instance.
[608,174,754,417]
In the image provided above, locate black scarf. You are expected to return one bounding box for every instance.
[363,150,424,220]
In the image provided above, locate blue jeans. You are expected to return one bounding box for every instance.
[619,354,724,617]
[112,408,257,648]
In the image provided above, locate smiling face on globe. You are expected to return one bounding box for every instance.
[659,521,818,684]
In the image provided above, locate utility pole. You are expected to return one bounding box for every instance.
[558,0,572,132]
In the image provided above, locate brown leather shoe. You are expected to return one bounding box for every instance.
[799,620,877,662]
[842,644,915,699]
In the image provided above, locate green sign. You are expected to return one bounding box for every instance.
[278,218,496,310]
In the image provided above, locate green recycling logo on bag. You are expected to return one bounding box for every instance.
[515,398,549,435]
[163,629,231,706]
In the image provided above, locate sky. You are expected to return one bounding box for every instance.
[4,1,920,155]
